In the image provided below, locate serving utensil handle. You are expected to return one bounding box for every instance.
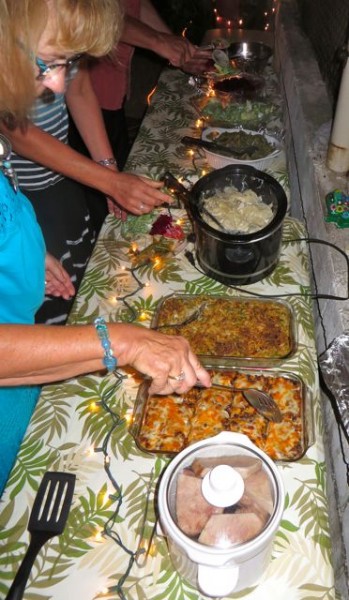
[5,535,47,600]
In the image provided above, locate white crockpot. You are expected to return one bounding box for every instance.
[157,432,284,597]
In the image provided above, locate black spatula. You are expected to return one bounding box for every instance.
[5,471,76,600]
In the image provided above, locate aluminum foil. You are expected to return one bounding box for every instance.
[319,332,349,437]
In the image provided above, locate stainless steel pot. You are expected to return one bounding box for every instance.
[165,165,287,286]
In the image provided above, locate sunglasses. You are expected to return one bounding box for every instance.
[35,54,83,80]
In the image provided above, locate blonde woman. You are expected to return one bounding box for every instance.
[0,0,210,495]
[1,0,172,324]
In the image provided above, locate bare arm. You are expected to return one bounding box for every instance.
[0,114,170,215]
[0,324,210,395]
[139,0,172,32]
[121,13,211,71]
[66,67,115,163]
[122,16,192,65]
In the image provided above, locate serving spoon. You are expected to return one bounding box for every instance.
[194,382,283,423]
[154,302,207,330]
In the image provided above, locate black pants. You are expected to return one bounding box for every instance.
[68,104,130,233]
[26,178,96,324]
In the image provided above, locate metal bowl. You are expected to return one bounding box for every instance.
[228,42,273,74]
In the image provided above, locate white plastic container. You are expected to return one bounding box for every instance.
[158,431,284,597]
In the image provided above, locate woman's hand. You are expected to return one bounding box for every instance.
[45,253,75,299]
[107,172,172,216]
[156,33,196,67]
[113,324,211,395]
[107,199,128,220]
[181,46,213,75]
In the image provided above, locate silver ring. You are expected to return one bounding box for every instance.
[140,202,145,210]
[168,370,185,382]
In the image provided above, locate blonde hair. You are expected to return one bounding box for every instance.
[0,0,123,125]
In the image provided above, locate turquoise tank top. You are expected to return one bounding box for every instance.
[0,171,45,495]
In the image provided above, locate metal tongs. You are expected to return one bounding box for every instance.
[194,382,283,423]
[181,135,258,158]
[163,171,229,232]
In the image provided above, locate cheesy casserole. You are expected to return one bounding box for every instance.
[154,296,293,359]
[133,369,306,461]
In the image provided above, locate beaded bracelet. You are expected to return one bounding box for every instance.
[94,317,117,372]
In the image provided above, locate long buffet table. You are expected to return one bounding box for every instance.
[0,57,336,599]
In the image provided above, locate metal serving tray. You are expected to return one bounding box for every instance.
[130,360,314,462]
[151,293,297,365]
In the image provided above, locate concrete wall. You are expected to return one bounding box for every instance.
[275,1,349,597]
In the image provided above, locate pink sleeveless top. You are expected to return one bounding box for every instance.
[89,0,141,110]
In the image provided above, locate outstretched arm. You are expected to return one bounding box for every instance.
[121,0,211,72]
[0,323,211,395]
[0,92,170,215]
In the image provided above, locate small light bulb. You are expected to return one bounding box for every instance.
[95,530,103,542]
[124,409,133,425]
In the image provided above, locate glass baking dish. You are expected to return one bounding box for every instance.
[151,294,297,365]
[129,360,314,462]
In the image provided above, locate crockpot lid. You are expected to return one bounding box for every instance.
[167,434,277,550]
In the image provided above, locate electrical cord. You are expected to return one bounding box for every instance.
[184,236,349,301]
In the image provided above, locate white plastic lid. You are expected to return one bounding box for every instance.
[201,464,244,507]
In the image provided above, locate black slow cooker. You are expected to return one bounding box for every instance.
[186,165,287,286]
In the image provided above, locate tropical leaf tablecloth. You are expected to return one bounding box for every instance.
[0,67,337,600]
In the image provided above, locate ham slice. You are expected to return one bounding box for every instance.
[235,492,270,523]
[191,455,262,479]
[176,471,223,537]
[243,469,274,514]
[198,513,264,547]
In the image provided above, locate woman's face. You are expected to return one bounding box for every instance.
[34,11,75,96]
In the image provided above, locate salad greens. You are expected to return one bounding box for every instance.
[200,98,279,128]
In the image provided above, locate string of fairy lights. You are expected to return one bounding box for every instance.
[86,239,183,599]
[92,374,156,599]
